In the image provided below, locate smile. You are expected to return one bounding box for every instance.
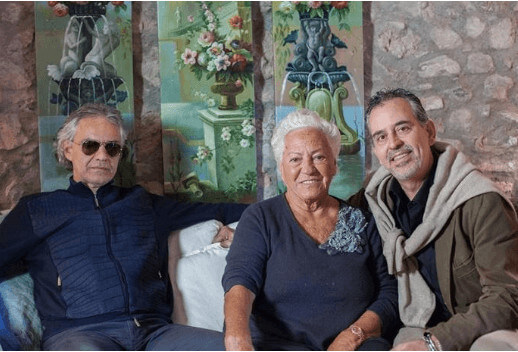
[300,179,321,184]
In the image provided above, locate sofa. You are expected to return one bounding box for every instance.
[0,216,235,350]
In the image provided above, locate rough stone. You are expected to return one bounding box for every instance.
[445,86,472,103]
[0,116,28,150]
[0,3,23,24]
[483,74,514,100]
[449,108,473,130]
[430,27,462,50]
[489,18,515,49]
[465,16,485,38]
[378,26,422,59]
[422,96,444,111]
[418,55,461,77]
[466,53,494,74]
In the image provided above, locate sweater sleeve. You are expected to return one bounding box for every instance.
[429,193,518,350]
[222,204,269,295]
[0,196,39,272]
[364,216,401,338]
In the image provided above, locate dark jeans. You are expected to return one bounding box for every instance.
[42,317,224,351]
[253,336,391,351]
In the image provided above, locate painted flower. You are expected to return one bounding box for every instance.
[229,54,247,72]
[207,42,224,56]
[242,119,252,127]
[181,48,198,65]
[241,124,256,137]
[111,1,125,5]
[308,1,322,9]
[279,1,295,14]
[197,52,209,66]
[196,146,212,160]
[331,1,349,9]
[208,23,216,31]
[221,127,232,141]
[52,3,69,16]
[198,31,215,47]
[205,10,215,22]
[228,15,243,29]
[239,139,250,148]
[207,98,216,107]
[235,79,243,88]
[187,15,194,22]
[214,54,231,71]
[47,1,59,6]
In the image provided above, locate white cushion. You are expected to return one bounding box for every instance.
[168,220,238,332]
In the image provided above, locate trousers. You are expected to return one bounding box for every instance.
[42,317,224,351]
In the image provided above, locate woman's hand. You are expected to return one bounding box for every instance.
[328,310,382,351]
[224,334,254,351]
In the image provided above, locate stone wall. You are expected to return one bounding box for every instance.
[0,1,517,211]
[366,1,518,206]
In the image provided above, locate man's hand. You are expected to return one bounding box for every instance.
[392,339,428,351]
[212,225,235,248]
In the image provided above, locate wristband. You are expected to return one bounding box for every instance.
[423,331,439,351]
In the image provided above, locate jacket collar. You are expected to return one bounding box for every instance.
[67,178,120,206]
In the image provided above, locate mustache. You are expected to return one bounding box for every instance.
[387,144,413,161]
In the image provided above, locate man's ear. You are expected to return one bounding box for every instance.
[425,120,437,145]
[63,140,73,162]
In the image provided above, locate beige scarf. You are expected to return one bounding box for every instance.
[365,142,511,327]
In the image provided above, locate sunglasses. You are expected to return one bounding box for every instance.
[74,140,123,157]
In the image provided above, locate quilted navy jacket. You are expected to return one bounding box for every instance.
[0,179,247,339]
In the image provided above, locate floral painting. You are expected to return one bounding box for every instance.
[273,1,365,200]
[158,2,256,203]
[34,1,135,192]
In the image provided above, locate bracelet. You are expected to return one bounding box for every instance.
[350,325,365,343]
[423,332,439,351]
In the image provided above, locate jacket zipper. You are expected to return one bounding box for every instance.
[94,192,131,314]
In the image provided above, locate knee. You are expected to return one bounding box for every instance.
[470,330,518,351]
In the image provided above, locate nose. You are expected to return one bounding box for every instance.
[301,157,316,174]
[388,132,404,149]
[93,145,110,160]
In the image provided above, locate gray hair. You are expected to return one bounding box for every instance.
[271,109,341,166]
[365,88,429,127]
[55,103,127,170]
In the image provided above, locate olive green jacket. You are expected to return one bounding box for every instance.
[428,192,518,350]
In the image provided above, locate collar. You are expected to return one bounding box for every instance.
[67,178,119,203]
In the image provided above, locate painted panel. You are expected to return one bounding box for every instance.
[158,1,256,203]
[34,1,135,191]
[272,2,365,200]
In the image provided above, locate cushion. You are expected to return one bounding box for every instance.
[168,220,238,332]
[0,271,42,350]
[0,211,42,350]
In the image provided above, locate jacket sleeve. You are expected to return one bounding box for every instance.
[150,192,249,234]
[365,216,401,339]
[429,193,518,350]
[0,196,40,272]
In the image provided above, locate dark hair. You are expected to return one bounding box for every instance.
[365,88,429,126]
[55,103,127,170]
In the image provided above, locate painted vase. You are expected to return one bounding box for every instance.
[210,76,244,110]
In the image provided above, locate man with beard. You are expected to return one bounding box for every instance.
[361,88,518,350]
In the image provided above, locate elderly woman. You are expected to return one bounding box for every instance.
[222,109,399,351]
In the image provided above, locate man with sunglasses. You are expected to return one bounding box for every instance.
[0,103,247,350]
